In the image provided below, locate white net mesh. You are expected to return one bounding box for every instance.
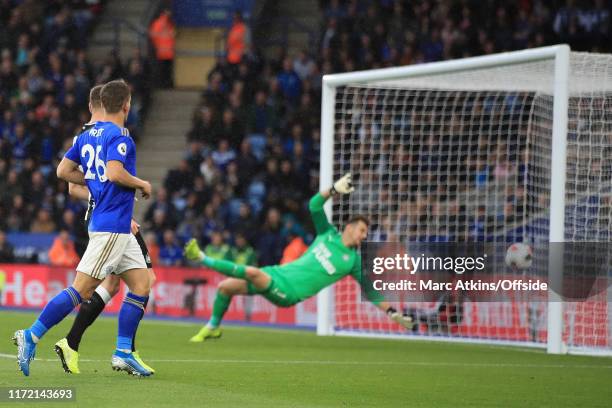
[329,51,612,353]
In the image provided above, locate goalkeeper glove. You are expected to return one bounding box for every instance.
[331,173,355,195]
[387,307,415,330]
[184,238,204,262]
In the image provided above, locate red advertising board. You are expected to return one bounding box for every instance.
[0,264,313,327]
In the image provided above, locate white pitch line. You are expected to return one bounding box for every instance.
[0,353,610,369]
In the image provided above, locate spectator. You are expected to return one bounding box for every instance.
[204,230,231,260]
[200,203,223,244]
[219,108,245,149]
[200,155,220,185]
[246,90,277,134]
[188,105,221,145]
[149,9,175,88]
[165,159,195,195]
[232,202,257,242]
[0,230,15,263]
[293,50,316,81]
[226,11,250,65]
[144,187,177,228]
[279,227,307,265]
[257,208,284,266]
[48,229,80,267]
[230,232,257,266]
[159,229,183,266]
[276,57,301,105]
[30,208,56,233]
[211,139,236,171]
[236,139,260,179]
[6,195,30,232]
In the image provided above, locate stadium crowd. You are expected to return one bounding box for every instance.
[0,0,151,262]
[147,0,610,267]
[1,0,610,265]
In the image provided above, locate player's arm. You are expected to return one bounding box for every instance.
[376,302,414,330]
[106,161,152,199]
[59,138,86,185]
[57,157,86,185]
[350,256,415,330]
[105,136,152,199]
[309,173,355,234]
[68,183,89,201]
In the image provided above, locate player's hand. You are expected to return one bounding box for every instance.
[331,173,355,195]
[387,307,415,330]
[130,219,140,235]
[184,238,204,262]
[140,181,152,200]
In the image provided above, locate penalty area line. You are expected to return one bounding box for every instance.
[0,353,610,369]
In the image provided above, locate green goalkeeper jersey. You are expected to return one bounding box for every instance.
[268,193,382,304]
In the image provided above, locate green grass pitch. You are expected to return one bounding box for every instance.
[0,311,611,407]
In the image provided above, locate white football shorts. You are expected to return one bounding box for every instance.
[76,232,148,279]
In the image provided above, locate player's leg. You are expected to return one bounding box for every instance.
[111,266,151,376]
[12,232,121,376]
[185,239,271,283]
[129,267,156,372]
[110,234,152,376]
[14,272,99,375]
[130,230,156,373]
[132,269,153,351]
[54,275,121,374]
[66,276,120,350]
[189,278,248,342]
[190,267,300,342]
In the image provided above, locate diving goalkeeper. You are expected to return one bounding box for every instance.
[184,173,414,341]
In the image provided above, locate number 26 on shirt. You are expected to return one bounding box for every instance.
[81,144,108,182]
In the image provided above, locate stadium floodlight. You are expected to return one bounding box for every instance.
[318,45,612,356]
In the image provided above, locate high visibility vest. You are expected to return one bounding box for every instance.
[280,237,308,265]
[227,22,246,64]
[150,16,176,60]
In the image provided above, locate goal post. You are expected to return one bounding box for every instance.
[546,45,570,354]
[317,45,612,356]
[317,80,336,336]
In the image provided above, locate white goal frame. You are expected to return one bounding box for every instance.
[317,45,572,354]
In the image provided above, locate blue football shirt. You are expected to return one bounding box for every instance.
[65,121,137,234]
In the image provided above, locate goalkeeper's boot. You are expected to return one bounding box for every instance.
[111,350,152,377]
[189,326,222,343]
[12,329,36,377]
[184,239,204,262]
[132,351,155,374]
[54,338,80,374]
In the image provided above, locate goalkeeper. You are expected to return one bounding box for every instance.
[185,174,414,342]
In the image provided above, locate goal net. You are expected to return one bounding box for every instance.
[318,46,612,355]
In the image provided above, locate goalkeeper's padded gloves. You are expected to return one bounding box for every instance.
[387,307,416,330]
[184,238,205,262]
[331,173,355,195]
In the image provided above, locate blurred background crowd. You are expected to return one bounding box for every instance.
[0,0,610,267]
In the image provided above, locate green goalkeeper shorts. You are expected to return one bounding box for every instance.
[246,266,300,308]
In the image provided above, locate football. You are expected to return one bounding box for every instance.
[505,243,533,270]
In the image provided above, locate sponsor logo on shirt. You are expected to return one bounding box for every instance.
[117,143,127,156]
[313,243,336,275]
